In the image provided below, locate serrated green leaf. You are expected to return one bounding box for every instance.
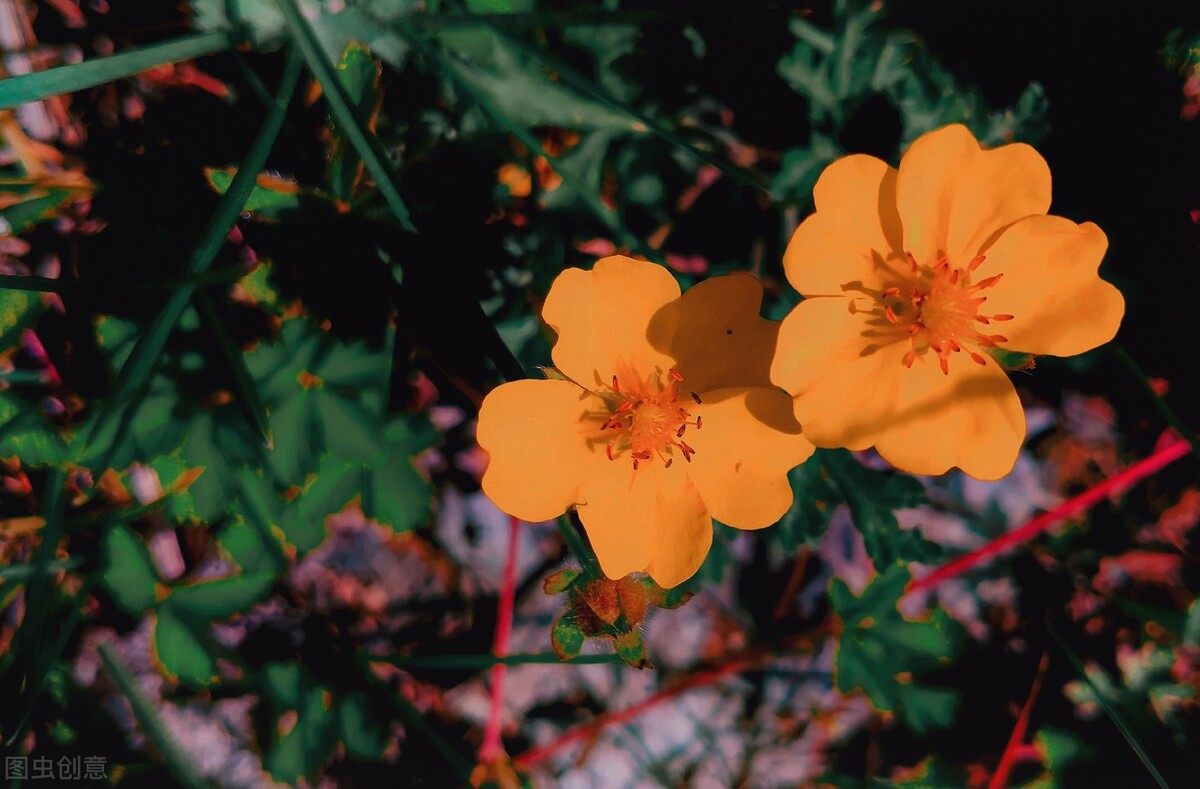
[100,524,162,616]
[832,566,962,730]
[824,450,943,567]
[166,573,274,621]
[261,664,339,782]
[153,603,218,686]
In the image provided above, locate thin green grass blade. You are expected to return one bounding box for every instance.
[83,47,304,454]
[195,291,272,448]
[0,557,83,583]
[4,467,64,745]
[275,0,418,233]
[1113,345,1200,461]
[99,643,208,789]
[380,652,621,669]
[480,21,769,194]
[1048,624,1171,789]
[0,32,231,110]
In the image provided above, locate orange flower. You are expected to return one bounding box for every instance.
[771,124,1124,480]
[477,256,814,588]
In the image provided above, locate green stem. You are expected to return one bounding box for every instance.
[557,514,600,572]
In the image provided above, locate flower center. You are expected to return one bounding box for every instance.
[597,369,702,470]
[854,252,1013,374]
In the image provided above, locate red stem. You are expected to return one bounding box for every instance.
[989,652,1049,789]
[479,515,521,763]
[909,433,1191,595]
[514,656,762,769]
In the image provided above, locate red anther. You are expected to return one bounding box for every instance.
[969,352,987,365]
[695,415,702,430]
[632,450,652,460]
[975,315,991,325]
[949,268,960,285]
[947,339,961,352]
[669,368,684,382]
[974,274,1003,290]
[676,424,687,438]
[616,400,633,413]
[848,300,858,314]
[992,314,1014,321]
[968,254,986,271]
[606,444,615,460]
[633,458,640,470]
[612,375,620,392]
[664,458,673,468]
[938,356,950,375]
[691,392,702,405]
[934,256,949,269]
[907,324,921,334]
[903,350,917,368]
[882,286,901,297]
[906,252,920,272]
[991,335,1008,343]
[884,306,899,323]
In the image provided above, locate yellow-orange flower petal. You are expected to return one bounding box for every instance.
[542,255,680,388]
[896,124,1051,265]
[644,482,714,589]
[771,296,905,450]
[576,461,707,585]
[973,216,1125,356]
[477,379,599,523]
[872,357,1026,480]
[686,387,815,529]
[648,272,780,392]
[783,154,904,296]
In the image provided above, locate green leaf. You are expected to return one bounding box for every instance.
[338,691,389,760]
[0,392,68,466]
[260,664,339,783]
[100,524,162,616]
[153,603,218,686]
[166,573,275,621]
[0,32,232,110]
[0,188,75,233]
[203,166,331,221]
[832,566,962,730]
[770,451,840,559]
[824,450,943,567]
[195,290,273,448]
[0,290,44,349]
